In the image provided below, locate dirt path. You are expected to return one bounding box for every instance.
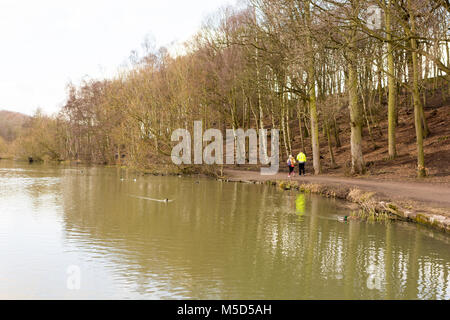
[224,169,450,210]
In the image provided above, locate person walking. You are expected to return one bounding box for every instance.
[296,151,307,176]
[287,155,296,178]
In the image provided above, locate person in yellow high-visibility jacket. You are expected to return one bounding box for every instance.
[296,151,307,175]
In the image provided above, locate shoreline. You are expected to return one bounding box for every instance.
[222,169,450,234]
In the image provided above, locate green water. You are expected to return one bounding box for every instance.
[0,160,449,299]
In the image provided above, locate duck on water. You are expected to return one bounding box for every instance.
[129,195,173,203]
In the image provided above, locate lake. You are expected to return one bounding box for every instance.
[0,160,449,299]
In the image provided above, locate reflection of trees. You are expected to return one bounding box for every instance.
[344,217,358,299]
[304,195,319,298]
[2,163,67,217]
[406,230,421,299]
[385,223,393,299]
[59,171,450,299]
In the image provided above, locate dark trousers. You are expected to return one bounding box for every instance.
[299,162,305,175]
[289,166,295,174]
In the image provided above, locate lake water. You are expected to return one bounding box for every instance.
[0,160,449,299]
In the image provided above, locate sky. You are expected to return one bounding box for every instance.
[0,0,236,116]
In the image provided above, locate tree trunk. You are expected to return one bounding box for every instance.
[255,28,266,162]
[325,117,337,168]
[305,0,321,174]
[280,89,289,158]
[347,31,365,174]
[297,101,305,151]
[408,0,426,177]
[333,115,341,148]
[386,1,397,159]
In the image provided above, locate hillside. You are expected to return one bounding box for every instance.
[0,110,30,142]
[317,86,450,182]
[234,83,450,184]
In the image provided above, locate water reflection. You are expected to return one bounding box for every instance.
[0,160,449,299]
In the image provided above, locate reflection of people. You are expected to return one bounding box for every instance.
[287,155,296,178]
[295,194,306,222]
[296,193,305,215]
[296,151,307,176]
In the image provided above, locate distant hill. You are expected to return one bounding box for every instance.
[0,110,30,142]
